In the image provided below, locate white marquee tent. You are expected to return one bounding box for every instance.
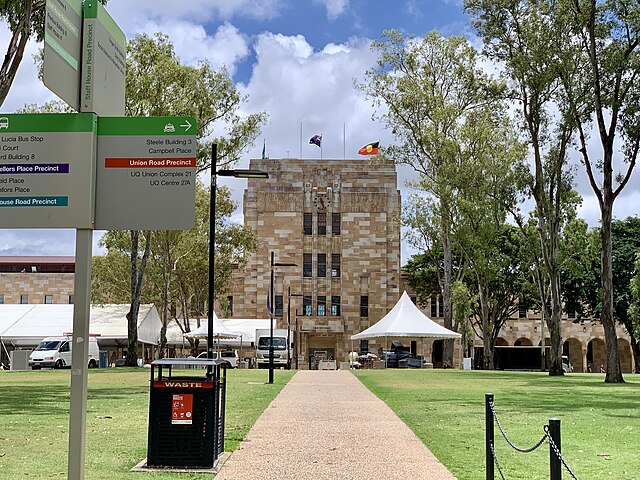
[351,291,461,340]
[0,304,161,348]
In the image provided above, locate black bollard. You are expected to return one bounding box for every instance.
[549,418,561,480]
[485,393,494,480]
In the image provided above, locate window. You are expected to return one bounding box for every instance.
[331,296,340,316]
[360,295,368,317]
[317,296,326,316]
[0,294,4,304]
[20,294,28,304]
[332,213,341,235]
[318,212,326,235]
[519,304,527,318]
[45,295,53,304]
[303,253,313,277]
[317,253,326,278]
[430,296,437,317]
[410,295,417,305]
[359,339,369,353]
[567,308,576,319]
[331,254,341,277]
[303,213,312,235]
[68,295,75,305]
[59,342,70,353]
[438,298,443,318]
[275,295,284,317]
[303,295,312,316]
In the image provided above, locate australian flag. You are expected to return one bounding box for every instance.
[309,134,322,147]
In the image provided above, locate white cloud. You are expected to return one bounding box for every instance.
[313,0,350,20]
[132,21,250,73]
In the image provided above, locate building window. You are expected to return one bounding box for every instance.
[331,254,341,277]
[318,212,326,235]
[317,253,326,278]
[303,213,312,235]
[303,253,313,277]
[68,295,75,304]
[45,295,53,304]
[430,296,437,317]
[360,295,368,317]
[227,296,233,316]
[303,295,312,316]
[20,295,28,304]
[438,298,443,318]
[410,295,417,305]
[519,304,527,318]
[331,296,340,316]
[275,295,284,317]
[567,308,576,319]
[332,213,341,235]
[0,294,4,304]
[317,296,326,316]
[360,339,369,353]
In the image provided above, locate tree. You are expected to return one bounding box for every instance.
[112,33,265,365]
[626,251,640,372]
[357,30,505,367]
[0,0,108,108]
[466,0,583,376]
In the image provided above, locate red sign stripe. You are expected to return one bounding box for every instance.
[105,158,196,168]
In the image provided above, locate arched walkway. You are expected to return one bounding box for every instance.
[563,338,583,373]
[587,338,605,373]
[496,337,508,346]
[618,338,633,373]
[515,337,532,346]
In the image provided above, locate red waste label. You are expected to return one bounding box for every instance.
[171,393,193,425]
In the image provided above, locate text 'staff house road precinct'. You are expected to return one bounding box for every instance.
[0,113,97,228]
[95,116,197,230]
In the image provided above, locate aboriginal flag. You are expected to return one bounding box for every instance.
[358,141,379,155]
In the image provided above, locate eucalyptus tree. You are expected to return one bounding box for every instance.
[466,0,584,376]
[114,33,265,365]
[357,30,505,367]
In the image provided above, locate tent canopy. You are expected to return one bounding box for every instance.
[183,312,239,339]
[351,291,461,340]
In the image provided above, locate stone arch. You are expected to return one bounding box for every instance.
[618,338,633,373]
[514,337,532,346]
[587,338,605,373]
[496,337,509,346]
[563,338,584,373]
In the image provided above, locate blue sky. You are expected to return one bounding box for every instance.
[0,0,636,260]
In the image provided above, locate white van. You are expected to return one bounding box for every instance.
[29,336,99,370]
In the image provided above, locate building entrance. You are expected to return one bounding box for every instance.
[307,334,337,370]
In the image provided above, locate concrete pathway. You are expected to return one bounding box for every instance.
[215,370,457,480]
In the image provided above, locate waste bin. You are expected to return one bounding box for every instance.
[99,351,108,368]
[146,358,227,468]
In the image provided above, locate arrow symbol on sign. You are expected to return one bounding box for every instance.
[180,120,192,132]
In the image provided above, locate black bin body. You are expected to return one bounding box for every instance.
[146,358,226,469]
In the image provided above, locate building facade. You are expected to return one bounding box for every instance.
[229,158,402,368]
[0,256,75,305]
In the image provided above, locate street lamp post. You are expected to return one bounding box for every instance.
[208,144,268,376]
[294,308,300,370]
[268,252,297,384]
[287,287,303,369]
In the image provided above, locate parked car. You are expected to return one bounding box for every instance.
[195,350,239,368]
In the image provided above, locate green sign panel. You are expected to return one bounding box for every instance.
[95,116,197,230]
[0,113,97,228]
[81,0,126,116]
[43,0,83,110]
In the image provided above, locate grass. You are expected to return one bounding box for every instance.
[0,367,294,479]
[354,369,640,480]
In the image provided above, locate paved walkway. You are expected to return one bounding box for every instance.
[215,370,457,480]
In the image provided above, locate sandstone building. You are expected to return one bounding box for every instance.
[229,158,402,368]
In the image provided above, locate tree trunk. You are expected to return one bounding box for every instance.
[442,217,454,368]
[125,230,152,367]
[547,271,564,376]
[478,284,494,369]
[601,203,624,382]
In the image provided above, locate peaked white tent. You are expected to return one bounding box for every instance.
[183,312,239,339]
[351,291,461,340]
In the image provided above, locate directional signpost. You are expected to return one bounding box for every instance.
[0,113,97,228]
[44,0,83,111]
[95,116,197,230]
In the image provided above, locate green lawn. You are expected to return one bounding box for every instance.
[354,369,640,480]
[0,367,294,479]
